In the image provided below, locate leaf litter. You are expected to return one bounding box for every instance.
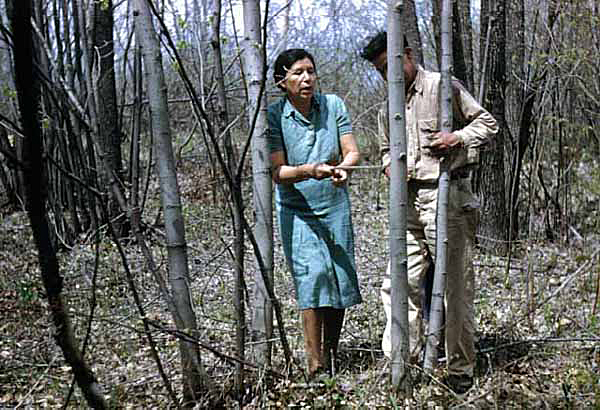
[0,169,599,408]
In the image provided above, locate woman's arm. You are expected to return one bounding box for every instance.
[332,133,361,186]
[338,133,360,168]
[270,151,334,185]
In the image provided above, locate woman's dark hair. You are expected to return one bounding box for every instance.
[273,48,316,90]
[360,31,409,62]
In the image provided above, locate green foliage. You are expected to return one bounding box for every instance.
[17,279,37,303]
[177,40,188,50]
[565,364,600,401]
[582,164,600,197]
[587,319,598,343]
[108,384,127,409]
[2,85,16,99]
[171,61,181,74]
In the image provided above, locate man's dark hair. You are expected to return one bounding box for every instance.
[360,31,409,62]
[273,48,316,90]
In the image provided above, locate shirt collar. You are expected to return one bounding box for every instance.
[408,65,425,96]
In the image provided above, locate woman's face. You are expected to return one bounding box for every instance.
[281,57,316,101]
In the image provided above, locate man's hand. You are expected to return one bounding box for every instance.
[424,132,463,157]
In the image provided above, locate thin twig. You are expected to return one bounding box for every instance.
[105,204,180,408]
[16,354,59,409]
[334,165,382,170]
[146,320,287,380]
[479,337,600,354]
[534,248,600,312]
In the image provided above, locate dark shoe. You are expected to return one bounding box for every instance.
[445,374,473,394]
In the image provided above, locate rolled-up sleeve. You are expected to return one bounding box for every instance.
[378,102,391,171]
[452,80,498,148]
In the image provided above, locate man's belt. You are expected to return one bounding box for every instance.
[408,168,472,189]
[450,168,472,180]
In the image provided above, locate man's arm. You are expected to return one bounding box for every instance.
[451,80,499,148]
[377,102,393,178]
[426,81,498,157]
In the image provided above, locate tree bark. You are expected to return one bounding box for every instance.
[210,0,246,398]
[424,0,452,373]
[476,0,491,102]
[7,0,107,407]
[93,0,126,236]
[451,0,468,87]
[243,0,274,368]
[387,0,410,393]
[456,0,474,92]
[477,0,508,254]
[133,0,210,404]
[0,126,19,208]
[403,0,422,65]
[210,0,236,171]
[431,0,441,69]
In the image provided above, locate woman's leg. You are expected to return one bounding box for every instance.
[323,307,345,375]
[302,308,324,376]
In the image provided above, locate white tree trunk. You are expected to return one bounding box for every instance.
[424,0,452,372]
[242,0,274,367]
[387,0,411,391]
[133,0,209,404]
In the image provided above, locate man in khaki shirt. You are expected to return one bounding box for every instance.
[361,31,498,393]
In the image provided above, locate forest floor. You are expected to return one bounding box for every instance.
[1,163,599,409]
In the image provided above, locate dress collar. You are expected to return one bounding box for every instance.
[283,93,321,119]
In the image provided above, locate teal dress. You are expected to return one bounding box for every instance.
[267,93,362,310]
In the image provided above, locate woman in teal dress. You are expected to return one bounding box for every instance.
[267,49,362,377]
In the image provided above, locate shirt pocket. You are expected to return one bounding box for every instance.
[418,118,440,152]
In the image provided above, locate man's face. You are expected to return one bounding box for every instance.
[373,50,388,80]
[372,48,417,89]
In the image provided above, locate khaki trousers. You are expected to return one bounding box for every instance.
[381,179,477,376]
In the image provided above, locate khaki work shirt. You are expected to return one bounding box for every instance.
[378,66,499,181]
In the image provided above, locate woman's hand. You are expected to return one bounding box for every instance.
[311,163,335,180]
[331,168,348,186]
